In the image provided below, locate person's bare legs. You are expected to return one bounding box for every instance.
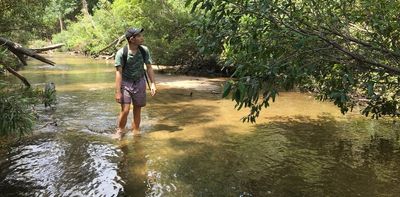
[115,104,130,138]
[131,105,141,136]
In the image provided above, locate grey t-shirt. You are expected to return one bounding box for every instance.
[115,45,152,81]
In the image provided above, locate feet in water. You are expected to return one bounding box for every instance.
[133,130,141,137]
[112,128,141,140]
[112,128,125,140]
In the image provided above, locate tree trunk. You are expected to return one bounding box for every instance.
[81,0,90,17]
[81,0,96,28]
[59,15,64,31]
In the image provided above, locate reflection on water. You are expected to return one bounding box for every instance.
[0,53,399,196]
[119,137,148,196]
[143,115,400,196]
[0,133,123,196]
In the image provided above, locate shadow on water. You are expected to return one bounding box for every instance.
[144,88,221,133]
[153,115,400,196]
[151,124,183,133]
[151,87,221,105]
[150,102,216,127]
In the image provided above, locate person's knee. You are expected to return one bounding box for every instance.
[122,111,129,116]
[121,108,130,116]
[133,105,141,111]
[124,108,130,113]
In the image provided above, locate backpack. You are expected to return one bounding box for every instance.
[121,45,148,68]
[121,45,150,89]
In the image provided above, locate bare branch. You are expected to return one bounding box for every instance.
[323,27,400,58]
[115,34,126,47]
[97,35,125,54]
[315,34,400,75]
[1,63,31,87]
[31,43,65,53]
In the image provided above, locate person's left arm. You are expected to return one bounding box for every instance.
[146,64,157,96]
[143,46,156,96]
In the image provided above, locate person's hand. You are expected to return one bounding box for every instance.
[150,83,157,96]
[115,92,122,103]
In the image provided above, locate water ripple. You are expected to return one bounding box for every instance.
[0,137,123,197]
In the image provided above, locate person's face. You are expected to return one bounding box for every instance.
[129,33,144,45]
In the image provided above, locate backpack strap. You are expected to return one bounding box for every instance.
[138,45,147,63]
[122,45,147,68]
[138,45,151,90]
[122,45,128,69]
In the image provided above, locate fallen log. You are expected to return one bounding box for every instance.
[0,37,57,87]
[96,53,115,60]
[0,37,55,66]
[97,34,125,54]
[31,43,65,53]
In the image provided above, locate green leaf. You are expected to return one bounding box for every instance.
[222,81,232,98]
[185,0,193,7]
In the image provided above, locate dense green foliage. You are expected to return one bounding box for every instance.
[1,0,58,136]
[0,82,39,137]
[189,0,400,122]
[0,0,50,41]
[1,0,52,68]
[42,0,79,37]
[0,81,57,137]
[34,0,107,39]
[51,0,210,67]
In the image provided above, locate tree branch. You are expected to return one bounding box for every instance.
[1,63,31,87]
[207,2,400,75]
[267,14,400,75]
[315,34,400,75]
[0,37,59,88]
[0,37,55,66]
[31,43,65,53]
[97,34,125,54]
[323,27,400,58]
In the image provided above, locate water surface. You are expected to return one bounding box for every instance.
[0,54,399,196]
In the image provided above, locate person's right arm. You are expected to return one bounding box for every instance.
[115,66,122,103]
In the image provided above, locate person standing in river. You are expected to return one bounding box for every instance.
[113,27,157,139]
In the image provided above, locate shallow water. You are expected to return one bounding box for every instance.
[0,54,399,196]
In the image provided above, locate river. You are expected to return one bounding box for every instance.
[0,54,399,196]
